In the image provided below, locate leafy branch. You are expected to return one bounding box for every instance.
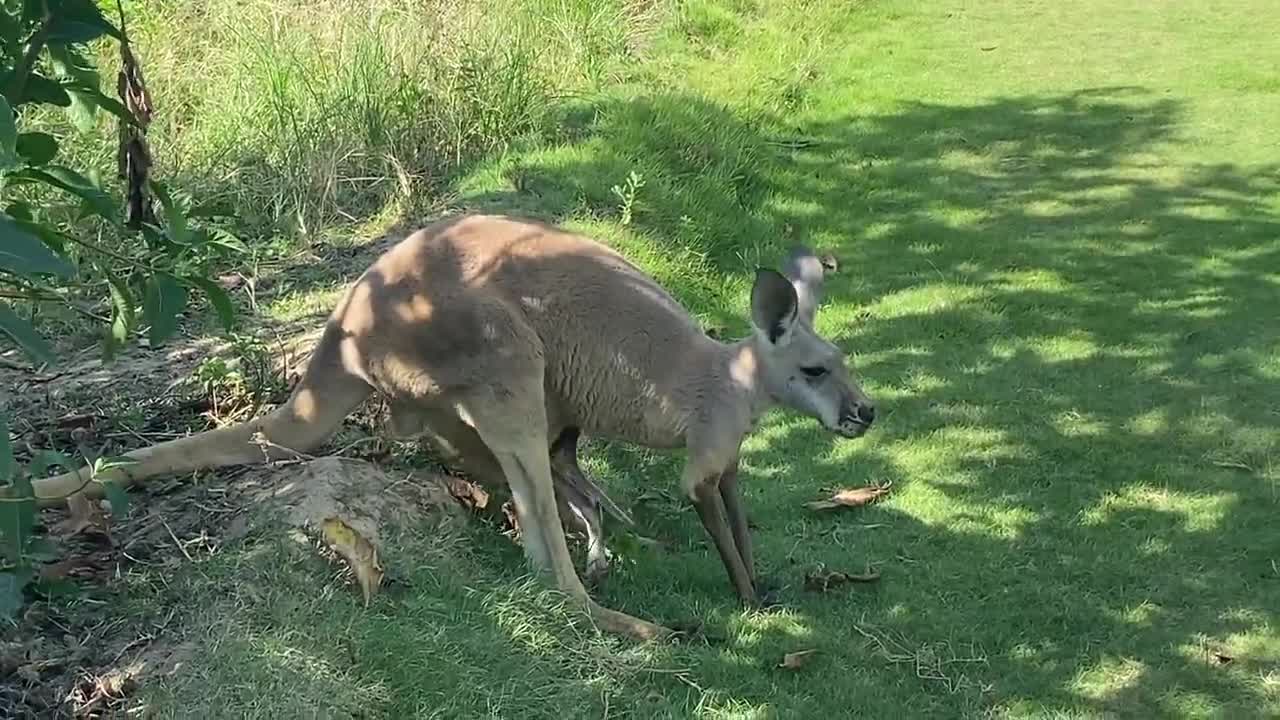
[1,0,246,368]
[0,0,246,622]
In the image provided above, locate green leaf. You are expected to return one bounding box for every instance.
[0,6,23,49]
[105,267,134,345]
[149,179,189,245]
[15,132,58,166]
[46,0,122,42]
[10,217,69,254]
[142,273,187,346]
[74,86,140,128]
[47,44,101,132]
[28,449,74,479]
[0,215,75,276]
[4,201,33,222]
[190,276,236,330]
[0,300,55,367]
[0,466,35,566]
[189,200,236,219]
[138,223,160,246]
[0,95,16,171]
[100,480,128,521]
[0,415,11,482]
[25,538,59,563]
[31,576,80,601]
[15,165,116,222]
[8,73,73,107]
[0,568,32,621]
[207,227,249,255]
[32,576,79,600]
[93,455,138,475]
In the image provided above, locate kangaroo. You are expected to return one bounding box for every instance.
[415,416,625,585]
[23,213,876,640]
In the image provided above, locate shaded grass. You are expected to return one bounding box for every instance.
[11,0,1280,718]
[125,509,693,720]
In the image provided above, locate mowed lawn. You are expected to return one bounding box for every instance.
[99,0,1278,718]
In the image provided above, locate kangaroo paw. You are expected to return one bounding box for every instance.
[586,601,672,642]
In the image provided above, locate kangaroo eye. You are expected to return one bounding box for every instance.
[800,366,828,378]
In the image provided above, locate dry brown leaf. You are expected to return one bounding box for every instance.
[38,558,82,582]
[445,476,491,511]
[1212,651,1234,665]
[804,565,881,592]
[804,481,893,512]
[55,493,112,539]
[320,517,384,606]
[778,648,818,670]
[500,499,521,536]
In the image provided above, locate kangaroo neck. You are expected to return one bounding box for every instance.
[709,337,774,423]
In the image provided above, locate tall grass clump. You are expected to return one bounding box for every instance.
[49,0,673,248]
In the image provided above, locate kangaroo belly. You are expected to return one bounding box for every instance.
[536,308,706,450]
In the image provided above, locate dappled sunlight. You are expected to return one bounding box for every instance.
[695,697,776,720]
[1049,409,1108,438]
[989,267,1075,294]
[124,11,1275,717]
[1102,599,1166,628]
[722,609,812,651]
[1069,655,1148,704]
[252,633,391,704]
[861,283,990,320]
[1080,485,1234,533]
[1026,331,1102,363]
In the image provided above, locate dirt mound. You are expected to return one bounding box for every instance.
[2,457,461,719]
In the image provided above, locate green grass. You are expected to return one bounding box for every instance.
[18,0,1280,717]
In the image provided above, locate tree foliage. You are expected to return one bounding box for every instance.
[1,0,242,620]
[1,0,244,368]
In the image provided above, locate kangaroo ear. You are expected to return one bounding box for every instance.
[751,268,800,345]
[781,245,826,322]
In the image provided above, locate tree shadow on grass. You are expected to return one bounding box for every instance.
[439,86,1280,717]
[139,85,1280,717]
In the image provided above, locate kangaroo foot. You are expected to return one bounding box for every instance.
[586,600,672,642]
[750,574,785,609]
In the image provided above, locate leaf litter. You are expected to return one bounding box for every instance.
[804,563,882,592]
[777,648,819,670]
[804,481,893,512]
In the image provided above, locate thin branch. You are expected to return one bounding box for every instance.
[0,288,110,323]
[68,232,144,267]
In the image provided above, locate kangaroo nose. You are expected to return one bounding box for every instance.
[856,403,876,424]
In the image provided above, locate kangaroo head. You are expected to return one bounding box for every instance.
[748,246,875,439]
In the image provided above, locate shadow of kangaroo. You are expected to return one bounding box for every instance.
[27,214,876,640]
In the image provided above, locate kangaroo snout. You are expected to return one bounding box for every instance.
[836,399,875,438]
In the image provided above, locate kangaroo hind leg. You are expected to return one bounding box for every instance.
[29,325,372,506]
[454,375,669,642]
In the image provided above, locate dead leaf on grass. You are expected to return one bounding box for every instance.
[804,565,881,592]
[778,648,818,670]
[37,557,84,582]
[804,481,892,512]
[1212,651,1234,665]
[444,476,490,511]
[55,493,112,540]
[320,517,384,607]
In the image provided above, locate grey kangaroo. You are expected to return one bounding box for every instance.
[26,213,876,640]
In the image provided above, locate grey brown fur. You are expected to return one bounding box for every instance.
[29,214,875,640]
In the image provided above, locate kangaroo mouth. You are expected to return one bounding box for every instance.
[835,416,870,439]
